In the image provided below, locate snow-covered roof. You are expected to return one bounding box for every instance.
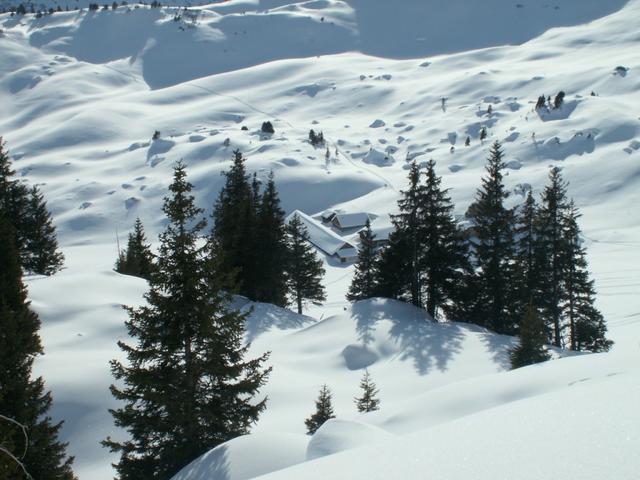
[287,210,355,256]
[333,212,371,229]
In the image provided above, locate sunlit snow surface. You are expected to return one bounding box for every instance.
[1,0,639,478]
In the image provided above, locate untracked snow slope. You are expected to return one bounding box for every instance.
[1,0,640,478]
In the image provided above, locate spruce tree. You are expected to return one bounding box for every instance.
[114,218,155,280]
[467,142,517,334]
[346,220,378,301]
[0,139,29,260]
[254,172,288,306]
[22,186,64,275]
[373,229,411,301]
[305,384,335,435]
[536,167,569,346]
[104,162,271,480]
[0,218,76,480]
[562,202,612,352]
[285,214,326,314]
[513,190,541,320]
[354,370,380,413]
[510,302,550,369]
[418,159,470,320]
[212,150,258,300]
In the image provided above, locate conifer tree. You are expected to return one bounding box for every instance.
[389,160,422,307]
[510,302,550,369]
[373,230,411,301]
[354,370,380,413]
[0,218,76,480]
[104,162,271,480]
[562,202,612,352]
[114,218,155,280]
[305,385,335,435]
[0,139,29,257]
[22,185,64,275]
[536,167,569,346]
[254,172,288,306]
[212,150,258,299]
[418,159,470,320]
[467,141,517,334]
[285,214,326,314]
[346,220,378,301]
[513,190,541,320]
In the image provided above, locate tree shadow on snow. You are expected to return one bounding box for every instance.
[350,299,465,376]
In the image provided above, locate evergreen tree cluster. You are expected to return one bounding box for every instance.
[104,161,271,480]
[0,138,64,276]
[0,219,76,479]
[212,150,325,312]
[348,141,611,356]
[308,129,325,147]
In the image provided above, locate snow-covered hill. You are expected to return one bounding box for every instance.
[2,0,640,478]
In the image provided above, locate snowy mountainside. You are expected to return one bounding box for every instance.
[1,0,640,478]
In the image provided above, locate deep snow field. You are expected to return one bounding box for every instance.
[1,0,640,478]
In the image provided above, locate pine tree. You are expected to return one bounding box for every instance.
[22,186,64,275]
[467,141,517,334]
[0,218,76,480]
[285,214,326,314]
[536,167,569,346]
[510,302,550,369]
[305,385,335,435]
[354,370,380,413]
[418,159,470,320]
[346,220,378,301]
[104,162,271,480]
[212,150,258,300]
[562,202,612,352]
[115,218,155,280]
[254,172,288,306]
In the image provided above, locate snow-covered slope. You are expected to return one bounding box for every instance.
[2,0,640,478]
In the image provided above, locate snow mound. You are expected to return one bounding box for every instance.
[306,419,395,461]
[170,432,308,480]
[362,148,394,167]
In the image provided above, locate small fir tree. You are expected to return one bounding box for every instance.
[346,220,378,301]
[0,218,76,480]
[354,370,380,413]
[305,385,335,435]
[114,218,155,280]
[510,302,550,369]
[285,214,326,314]
[104,162,271,480]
